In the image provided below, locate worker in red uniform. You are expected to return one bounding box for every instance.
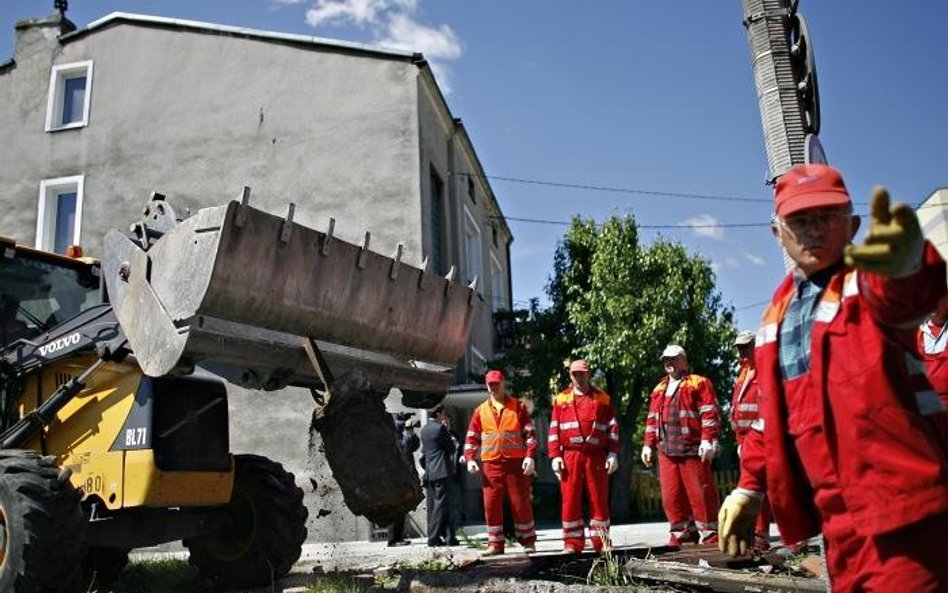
[548,359,619,553]
[464,369,537,556]
[918,294,948,402]
[718,164,948,593]
[917,295,948,453]
[728,330,770,552]
[642,345,721,546]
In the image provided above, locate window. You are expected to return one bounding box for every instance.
[467,176,476,205]
[45,60,93,131]
[429,167,446,275]
[490,253,506,312]
[36,176,84,254]
[470,346,487,377]
[464,207,482,286]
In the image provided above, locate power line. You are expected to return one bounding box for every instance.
[469,173,772,204]
[493,215,771,229]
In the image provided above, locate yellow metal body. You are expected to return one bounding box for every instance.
[19,355,233,510]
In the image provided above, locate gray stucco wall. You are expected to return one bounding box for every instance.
[0,20,424,265]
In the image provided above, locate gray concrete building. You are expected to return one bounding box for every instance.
[0,11,513,542]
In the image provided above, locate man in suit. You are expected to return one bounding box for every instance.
[388,416,420,546]
[420,404,454,547]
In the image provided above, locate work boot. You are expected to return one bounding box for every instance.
[699,532,719,546]
[668,529,699,547]
[481,546,504,557]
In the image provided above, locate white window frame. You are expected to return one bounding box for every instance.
[490,252,506,312]
[36,175,84,252]
[45,60,94,131]
[463,206,482,286]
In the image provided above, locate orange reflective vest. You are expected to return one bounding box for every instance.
[477,398,528,461]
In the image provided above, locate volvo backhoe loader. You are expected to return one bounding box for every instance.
[0,190,475,592]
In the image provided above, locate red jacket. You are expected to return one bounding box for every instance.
[918,320,948,403]
[739,245,948,543]
[729,364,761,446]
[548,386,618,458]
[644,374,720,452]
[464,396,537,462]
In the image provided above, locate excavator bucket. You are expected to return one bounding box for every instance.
[102,193,476,401]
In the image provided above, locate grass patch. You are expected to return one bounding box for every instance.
[100,559,202,593]
[307,574,371,593]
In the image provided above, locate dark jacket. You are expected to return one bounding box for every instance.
[398,430,420,468]
[420,419,453,481]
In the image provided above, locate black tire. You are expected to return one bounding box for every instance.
[184,454,307,588]
[0,450,86,593]
[82,547,129,591]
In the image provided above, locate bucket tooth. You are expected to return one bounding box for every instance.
[357,232,371,269]
[390,244,404,280]
[235,186,251,228]
[418,256,429,289]
[280,203,295,244]
[445,265,457,297]
[468,276,478,305]
[321,218,335,256]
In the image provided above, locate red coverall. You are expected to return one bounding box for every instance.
[739,245,948,593]
[729,364,771,548]
[464,396,537,552]
[644,374,721,543]
[548,386,618,552]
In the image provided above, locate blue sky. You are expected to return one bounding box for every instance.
[2,1,946,331]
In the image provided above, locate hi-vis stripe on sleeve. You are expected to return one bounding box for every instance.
[757,323,778,346]
[843,271,859,298]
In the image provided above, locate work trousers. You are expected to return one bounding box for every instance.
[482,458,536,551]
[657,452,719,541]
[425,477,451,545]
[559,448,610,552]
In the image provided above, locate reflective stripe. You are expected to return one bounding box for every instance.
[514,522,535,530]
[916,390,947,416]
[608,418,617,426]
[645,426,658,434]
[609,433,619,441]
[560,421,580,429]
[698,405,715,413]
[843,271,859,298]
[589,519,610,528]
[735,419,754,427]
[487,534,505,543]
[586,436,600,445]
[681,427,691,434]
[695,520,718,530]
[466,431,477,438]
[487,525,504,533]
[548,434,559,442]
[737,403,758,412]
[550,421,559,428]
[526,438,537,445]
[524,423,535,432]
[562,519,584,528]
[569,436,584,444]
[814,300,840,323]
[592,422,607,431]
[750,418,765,431]
[757,322,778,346]
[563,529,584,538]
[464,444,478,450]
[679,410,698,418]
[701,419,717,427]
[647,412,658,419]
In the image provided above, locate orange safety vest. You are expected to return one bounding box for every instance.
[477,398,528,461]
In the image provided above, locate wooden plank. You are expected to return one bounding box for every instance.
[623,558,826,593]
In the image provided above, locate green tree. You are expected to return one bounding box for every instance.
[562,215,738,520]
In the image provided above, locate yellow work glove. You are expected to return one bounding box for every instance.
[844,186,923,277]
[718,490,763,557]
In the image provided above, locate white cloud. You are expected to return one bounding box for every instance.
[297,0,461,92]
[743,250,766,266]
[682,214,726,241]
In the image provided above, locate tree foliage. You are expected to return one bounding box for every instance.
[495,214,739,520]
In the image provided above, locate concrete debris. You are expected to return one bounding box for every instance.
[310,369,423,526]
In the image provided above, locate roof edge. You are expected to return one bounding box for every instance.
[59,11,417,62]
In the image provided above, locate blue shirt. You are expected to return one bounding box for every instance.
[778,265,839,380]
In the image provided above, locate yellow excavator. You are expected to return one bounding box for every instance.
[0,191,475,592]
